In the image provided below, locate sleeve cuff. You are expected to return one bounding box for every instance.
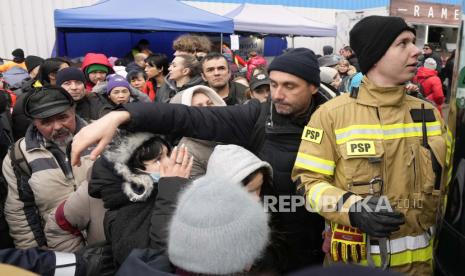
[54,251,76,276]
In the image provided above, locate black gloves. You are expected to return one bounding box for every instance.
[75,242,116,276]
[349,196,405,237]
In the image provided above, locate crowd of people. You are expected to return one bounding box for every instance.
[0,16,454,275]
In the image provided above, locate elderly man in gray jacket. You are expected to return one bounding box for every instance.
[2,86,94,249]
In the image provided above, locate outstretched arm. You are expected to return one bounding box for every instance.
[72,101,261,166]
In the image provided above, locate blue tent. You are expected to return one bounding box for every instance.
[54,0,234,58]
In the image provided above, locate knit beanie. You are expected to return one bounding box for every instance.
[268,48,320,86]
[25,55,44,73]
[106,74,130,95]
[86,64,109,75]
[168,175,270,275]
[12,48,24,59]
[56,67,86,87]
[424,58,437,70]
[319,67,338,84]
[350,16,416,74]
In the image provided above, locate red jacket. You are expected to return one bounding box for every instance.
[143,80,156,102]
[80,53,114,92]
[413,67,444,114]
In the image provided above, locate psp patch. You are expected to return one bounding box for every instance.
[302,126,323,144]
[346,140,376,156]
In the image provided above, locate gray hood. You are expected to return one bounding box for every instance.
[206,144,273,184]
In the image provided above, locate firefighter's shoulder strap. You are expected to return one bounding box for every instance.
[8,138,47,246]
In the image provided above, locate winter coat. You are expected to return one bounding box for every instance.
[418,52,442,73]
[80,53,114,92]
[413,67,445,114]
[170,85,226,179]
[120,89,330,273]
[155,74,204,103]
[347,54,360,72]
[223,81,248,106]
[75,93,112,122]
[11,78,37,140]
[2,118,94,248]
[0,61,26,73]
[44,181,106,252]
[88,133,189,266]
[2,67,29,88]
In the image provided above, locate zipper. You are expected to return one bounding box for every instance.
[375,107,387,195]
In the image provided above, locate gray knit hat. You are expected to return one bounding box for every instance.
[168,175,270,275]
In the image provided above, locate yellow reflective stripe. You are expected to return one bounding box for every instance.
[335,122,442,144]
[307,182,333,212]
[295,152,335,176]
[446,129,453,167]
[360,239,433,267]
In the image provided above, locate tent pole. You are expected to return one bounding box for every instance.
[220,33,224,53]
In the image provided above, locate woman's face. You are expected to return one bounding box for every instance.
[338,62,349,74]
[145,63,161,79]
[130,75,146,90]
[245,171,264,201]
[108,87,131,105]
[142,145,169,173]
[168,57,188,81]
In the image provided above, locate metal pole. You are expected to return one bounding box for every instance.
[425,25,429,44]
[220,33,224,53]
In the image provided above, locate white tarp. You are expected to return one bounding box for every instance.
[224,3,336,37]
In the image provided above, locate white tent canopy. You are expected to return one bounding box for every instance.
[224,3,336,37]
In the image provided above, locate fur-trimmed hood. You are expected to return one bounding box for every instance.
[103,132,156,202]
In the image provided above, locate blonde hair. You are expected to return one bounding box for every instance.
[134,53,148,63]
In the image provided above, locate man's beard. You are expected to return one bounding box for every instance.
[51,128,74,147]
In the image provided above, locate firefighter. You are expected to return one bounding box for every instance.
[292,16,451,275]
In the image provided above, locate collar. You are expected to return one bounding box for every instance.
[356,76,406,107]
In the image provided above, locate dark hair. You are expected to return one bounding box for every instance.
[145,54,169,76]
[241,167,272,191]
[127,136,172,173]
[175,54,200,78]
[343,46,353,53]
[200,52,230,73]
[37,58,70,85]
[126,70,148,83]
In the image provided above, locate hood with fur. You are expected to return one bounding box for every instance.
[103,132,156,202]
[170,85,226,106]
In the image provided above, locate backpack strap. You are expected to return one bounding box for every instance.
[9,138,47,247]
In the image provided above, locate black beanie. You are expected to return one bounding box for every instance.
[12,48,24,59]
[350,16,416,74]
[56,67,86,87]
[268,48,320,86]
[25,55,44,73]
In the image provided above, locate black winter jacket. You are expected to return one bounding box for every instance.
[121,90,330,273]
[89,151,187,266]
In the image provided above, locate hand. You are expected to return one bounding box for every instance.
[349,196,405,238]
[160,144,193,179]
[405,83,419,93]
[71,111,130,166]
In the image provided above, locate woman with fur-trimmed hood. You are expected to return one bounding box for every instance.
[45,133,192,263]
[170,85,226,179]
